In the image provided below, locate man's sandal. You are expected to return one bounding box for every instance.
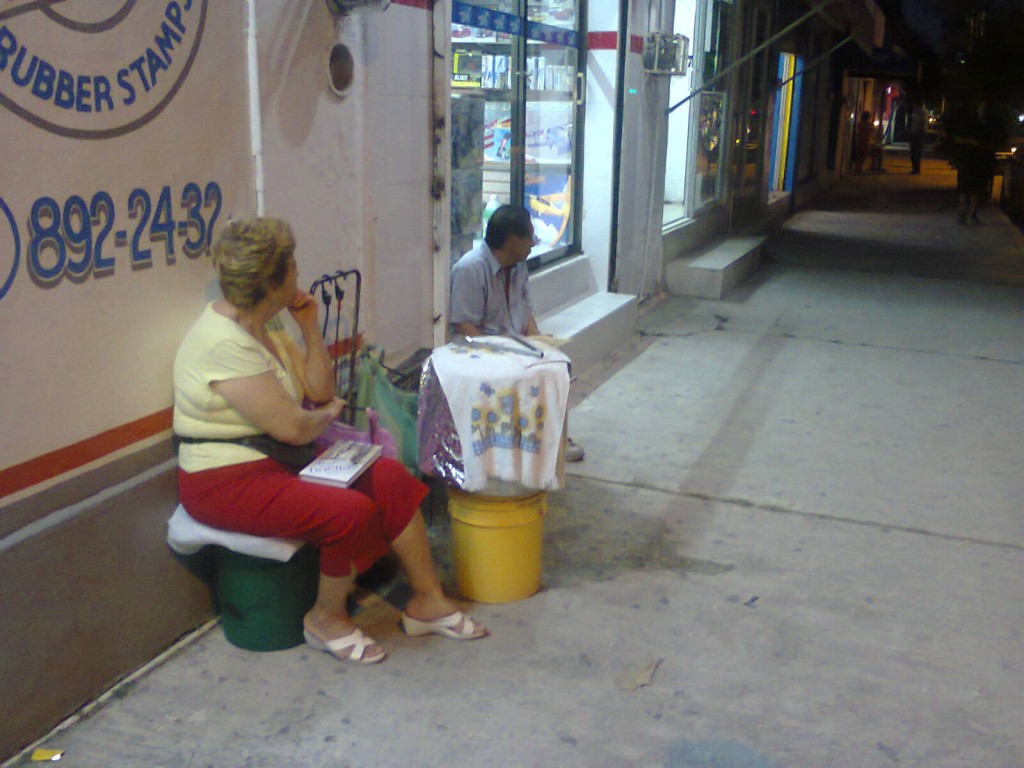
[303,627,387,664]
[400,610,488,640]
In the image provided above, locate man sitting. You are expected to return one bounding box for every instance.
[449,204,584,462]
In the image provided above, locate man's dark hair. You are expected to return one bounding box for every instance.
[485,205,533,249]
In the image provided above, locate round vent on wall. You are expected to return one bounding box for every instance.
[328,43,354,98]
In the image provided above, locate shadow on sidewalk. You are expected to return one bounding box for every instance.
[765,151,1024,286]
[766,229,1023,284]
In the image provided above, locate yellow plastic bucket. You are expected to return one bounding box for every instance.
[448,489,546,603]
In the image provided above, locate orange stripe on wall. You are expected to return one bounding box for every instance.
[0,409,174,499]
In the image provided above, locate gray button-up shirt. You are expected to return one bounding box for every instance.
[449,242,533,336]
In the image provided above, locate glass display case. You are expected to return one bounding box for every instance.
[450,0,582,266]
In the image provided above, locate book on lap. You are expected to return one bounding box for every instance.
[299,439,382,488]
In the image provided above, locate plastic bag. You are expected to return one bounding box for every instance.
[315,407,399,461]
[355,351,420,471]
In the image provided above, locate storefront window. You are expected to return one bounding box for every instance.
[735,7,768,195]
[450,0,581,266]
[696,0,731,210]
[524,41,577,253]
[663,0,732,225]
[663,0,699,226]
[526,0,576,29]
[697,91,724,204]
[702,0,730,85]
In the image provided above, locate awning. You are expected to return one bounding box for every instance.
[806,0,884,54]
[837,43,918,79]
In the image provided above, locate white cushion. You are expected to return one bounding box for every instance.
[167,504,303,562]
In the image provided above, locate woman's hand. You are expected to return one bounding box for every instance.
[286,289,335,403]
[324,397,346,423]
[287,291,321,336]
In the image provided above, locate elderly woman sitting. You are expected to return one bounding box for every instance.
[173,218,486,664]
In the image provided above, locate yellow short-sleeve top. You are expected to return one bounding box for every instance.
[173,303,305,473]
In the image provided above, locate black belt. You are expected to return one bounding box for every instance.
[173,433,318,468]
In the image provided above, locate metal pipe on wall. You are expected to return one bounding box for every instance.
[430,0,452,348]
[608,0,629,291]
[246,0,266,215]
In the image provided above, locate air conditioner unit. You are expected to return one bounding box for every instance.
[643,33,689,76]
[326,0,390,15]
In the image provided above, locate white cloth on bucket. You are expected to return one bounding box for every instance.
[429,337,570,492]
[167,504,302,562]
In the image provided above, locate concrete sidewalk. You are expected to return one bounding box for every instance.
[6,154,1022,768]
[768,149,1024,285]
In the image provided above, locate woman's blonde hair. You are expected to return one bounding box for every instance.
[212,218,296,309]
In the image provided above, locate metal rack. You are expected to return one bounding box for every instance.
[308,268,361,423]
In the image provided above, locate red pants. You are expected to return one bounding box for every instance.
[177,457,427,577]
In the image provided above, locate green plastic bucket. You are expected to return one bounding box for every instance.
[216,547,319,651]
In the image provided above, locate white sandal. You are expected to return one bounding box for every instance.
[303,627,387,664]
[400,610,488,640]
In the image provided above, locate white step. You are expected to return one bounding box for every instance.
[665,236,765,299]
[538,291,637,377]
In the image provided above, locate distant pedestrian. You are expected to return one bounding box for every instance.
[854,111,874,173]
[949,101,998,224]
[908,99,927,174]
